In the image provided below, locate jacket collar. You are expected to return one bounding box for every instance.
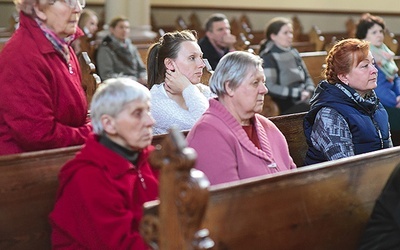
[18,11,83,55]
[75,134,153,179]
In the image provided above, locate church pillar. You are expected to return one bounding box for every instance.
[102,0,156,43]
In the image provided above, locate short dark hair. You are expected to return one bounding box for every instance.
[204,13,228,32]
[109,16,129,28]
[355,13,385,39]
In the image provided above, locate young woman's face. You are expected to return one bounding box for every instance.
[271,23,293,49]
[172,41,205,84]
[84,15,98,36]
[365,23,385,47]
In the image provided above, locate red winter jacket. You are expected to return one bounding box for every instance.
[49,134,159,249]
[0,12,91,155]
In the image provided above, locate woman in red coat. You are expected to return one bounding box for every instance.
[50,78,159,249]
[0,0,91,155]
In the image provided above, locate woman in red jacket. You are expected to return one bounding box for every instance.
[50,78,158,249]
[0,0,91,155]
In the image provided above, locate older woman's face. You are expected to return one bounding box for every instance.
[42,1,82,38]
[365,23,384,47]
[230,66,268,121]
[108,100,155,151]
[342,51,378,97]
[172,41,205,84]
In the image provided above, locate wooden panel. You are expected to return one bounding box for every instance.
[0,146,80,250]
[203,147,400,249]
[300,51,327,85]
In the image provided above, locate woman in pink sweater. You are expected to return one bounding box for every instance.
[187,51,296,185]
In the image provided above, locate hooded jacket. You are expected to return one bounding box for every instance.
[304,81,391,165]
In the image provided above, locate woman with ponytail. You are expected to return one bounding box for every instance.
[147,30,214,135]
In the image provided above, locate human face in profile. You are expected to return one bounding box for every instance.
[341,51,378,97]
[106,100,155,151]
[271,23,293,49]
[229,65,268,123]
[365,23,384,47]
[40,1,82,38]
[172,41,205,84]
[84,15,98,36]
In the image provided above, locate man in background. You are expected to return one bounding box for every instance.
[199,13,237,70]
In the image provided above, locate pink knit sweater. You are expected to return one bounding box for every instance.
[187,98,296,185]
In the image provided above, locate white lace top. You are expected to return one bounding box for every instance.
[150,83,214,135]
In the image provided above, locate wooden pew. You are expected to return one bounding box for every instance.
[0,111,307,249]
[300,50,327,85]
[307,26,326,52]
[384,30,399,56]
[78,51,101,107]
[271,112,307,167]
[141,129,400,250]
[0,146,81,250]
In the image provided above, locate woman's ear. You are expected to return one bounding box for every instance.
[101,115,117,135]
[164,58,175,71]
[33,2,47,21]
[224,81,234,97]
[337,73,349,85]
[270,33,277,42]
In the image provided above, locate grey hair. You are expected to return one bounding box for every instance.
[209,51,264,97]
[14,0,47,16]
[90,78,151,135]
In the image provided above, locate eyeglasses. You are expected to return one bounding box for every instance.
[49,0,86,9]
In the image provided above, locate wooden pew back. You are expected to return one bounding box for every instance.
[78,51,101,107]
[201,147,400,250]
[142,136,400,250]
[300,51,327,85]
[269,112,307,167]
[0,146,81,250]
[0,111,306,250]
